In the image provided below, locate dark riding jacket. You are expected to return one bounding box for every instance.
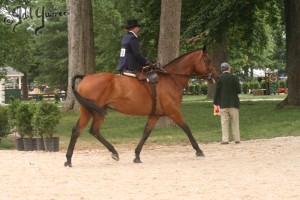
[117,32,148,71]
[214,72,241,109]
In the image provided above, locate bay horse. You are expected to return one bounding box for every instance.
[65,48,219,167]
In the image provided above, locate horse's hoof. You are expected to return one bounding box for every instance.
[64,162,72,167]
[133,158,142,163]
[112,153,119,161]
[196,151,205,157]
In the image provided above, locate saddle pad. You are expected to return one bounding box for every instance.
[123,72,136,77]
[122,71,150,82]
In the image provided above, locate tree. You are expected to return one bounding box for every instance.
[156,0,181,128]
[64,0,95,111]
[92,0,123,72]
[0,2,34,98]
[32,0,68,90]
[131,0,160,61]
[181,0,284,74]
[284,0,300,106]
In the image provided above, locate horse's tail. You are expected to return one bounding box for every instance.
[72,74,107,116]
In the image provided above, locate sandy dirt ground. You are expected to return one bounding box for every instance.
[0,136,300,200]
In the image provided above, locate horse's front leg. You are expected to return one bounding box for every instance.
[168,112,205,157]
[134,115,160,163]
[180,123,205,157]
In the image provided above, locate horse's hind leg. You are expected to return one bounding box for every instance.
[168,112,205,157]
[64,121,80,167]
[65,111,91,167]
[134,115,160,163]
[89,113,119,161]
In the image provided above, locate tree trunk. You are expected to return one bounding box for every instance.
[157,0,181,65]
[156,0,181,128]
[284,0,300,106]
[21,72,28,99]
[82,0,96,75]
[63,0,95,111]
[207,41,227,99]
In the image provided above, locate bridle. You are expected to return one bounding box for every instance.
[199,55,218,83]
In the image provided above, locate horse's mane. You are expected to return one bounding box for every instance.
[163,49,203,68]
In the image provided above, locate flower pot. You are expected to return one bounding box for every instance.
[32,138,37,151]
[23,138,34,151]
[52,137,59,152]
[43,137,59,152]
[16,138,24,151]
[43,138,53,152]
[36,138,45,151]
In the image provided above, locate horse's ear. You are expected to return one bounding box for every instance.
[202,45,207,53]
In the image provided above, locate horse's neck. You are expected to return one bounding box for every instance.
[165,57,195,75]
[165,58,195,89]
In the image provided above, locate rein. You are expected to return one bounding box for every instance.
[167,72,212,79]
[165,56,214,80]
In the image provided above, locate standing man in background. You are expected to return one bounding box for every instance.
[214,62,241,144]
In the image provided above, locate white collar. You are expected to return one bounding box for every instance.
[129,31,138,38]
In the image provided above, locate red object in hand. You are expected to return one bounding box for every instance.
[214,105,220,116]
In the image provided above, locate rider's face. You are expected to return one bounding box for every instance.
[132,26,139,34]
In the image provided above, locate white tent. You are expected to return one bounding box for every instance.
[253,69,265,77]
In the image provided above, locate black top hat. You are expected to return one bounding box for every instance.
[125,19,140,29]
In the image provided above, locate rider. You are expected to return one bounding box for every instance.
[117,19,154,73]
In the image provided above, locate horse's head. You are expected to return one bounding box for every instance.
[195,47,219,84]
[162,48,219,84]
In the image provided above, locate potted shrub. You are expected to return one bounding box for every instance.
[15,102,35,151]
[0,105,9,142]
[32,101,60,152]
[7,99,23,150]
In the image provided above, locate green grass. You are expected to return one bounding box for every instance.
[1,94,299,150]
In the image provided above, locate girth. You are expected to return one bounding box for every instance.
[138,70,158,115]
[122,70,158,115]
[141,81,157,115]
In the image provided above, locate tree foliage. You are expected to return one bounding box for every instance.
[92,0,123,71]
[0,0,288,92]
[181,0,285,75]
[32,0,68,90]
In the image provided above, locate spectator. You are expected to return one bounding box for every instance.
[214,62,241,144]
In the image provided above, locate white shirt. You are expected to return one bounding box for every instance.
[129,31,138,38]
